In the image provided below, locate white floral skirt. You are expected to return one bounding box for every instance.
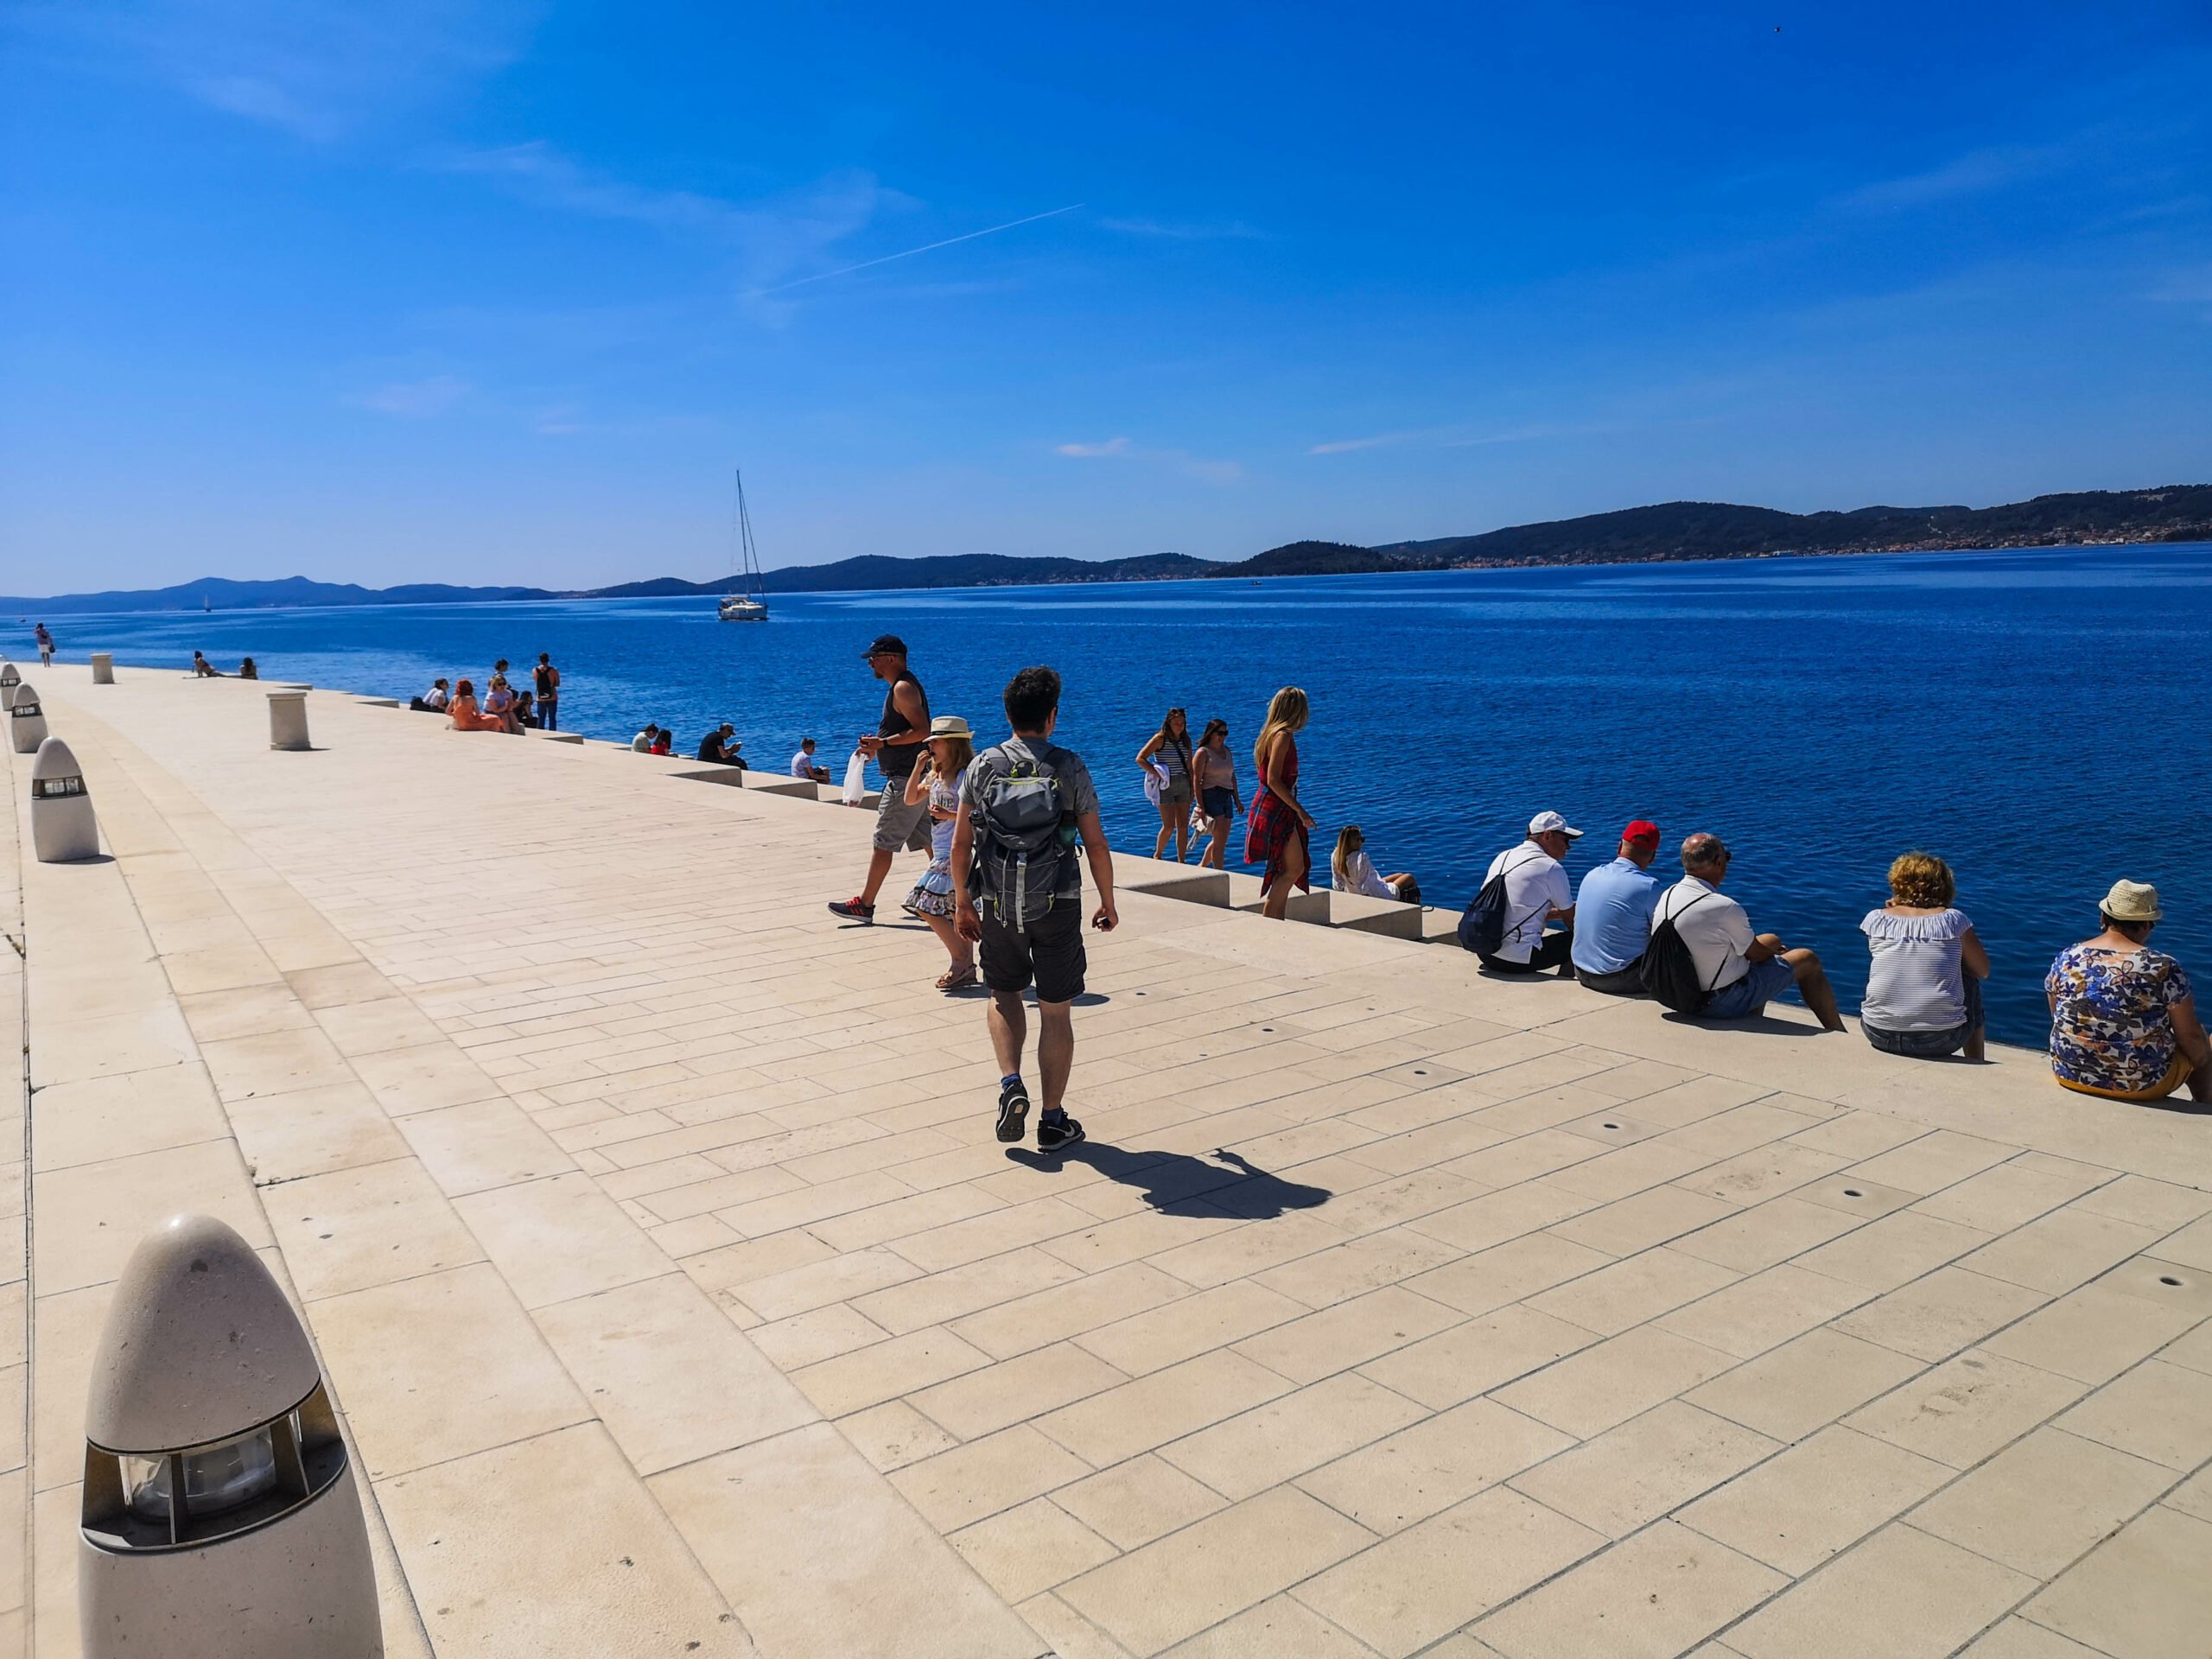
[905,860,957,918]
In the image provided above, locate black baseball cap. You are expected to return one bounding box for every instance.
[862,634,907,658]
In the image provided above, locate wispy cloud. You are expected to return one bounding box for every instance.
[749,203,1084,297]
[444,143,893,291]
[1308,430,1428,455]
[349,374,470,417]
[1841,143,2063,212]
[1098,216,1262,241]
[2151,264,2212,314]
[1308,421,1606,455]
[1441,421,1611,448]
[1054,436,1240,485]
[21,0,538,141]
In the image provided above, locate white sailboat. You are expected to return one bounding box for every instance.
[717,469,769,622]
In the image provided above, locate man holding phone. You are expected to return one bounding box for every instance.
[952,664,1118,1152]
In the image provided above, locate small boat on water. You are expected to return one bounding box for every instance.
[718,468,769,622]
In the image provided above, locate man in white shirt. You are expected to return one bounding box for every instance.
[1653,832,1845,1028]
[421,679,449,711]
[631,724,658,753]
[1475,810,1580,976]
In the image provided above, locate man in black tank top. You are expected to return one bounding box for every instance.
[830,634,933,920]
[534,653,561,731]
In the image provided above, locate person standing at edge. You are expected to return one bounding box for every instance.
[1247,687,1314,919]
[534,653,561,731]
[831,635,933,920]
[1572,820,1666,993]
[952,665,1117,1152]
[35,623,54,667]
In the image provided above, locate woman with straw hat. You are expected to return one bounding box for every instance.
[903,715,978,990]
[2045,880,2211,1103]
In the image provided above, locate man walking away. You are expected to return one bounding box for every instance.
[952,665,1117,1153]
[1572,820,1665,993]
[830,635,931,920]
[534,653,560,731]
[1656,832,1846,1029]
[1474,811,1580,976]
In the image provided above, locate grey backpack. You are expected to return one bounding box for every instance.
[972,743,1077,929]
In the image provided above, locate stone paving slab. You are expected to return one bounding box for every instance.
[12,662,2212,1658]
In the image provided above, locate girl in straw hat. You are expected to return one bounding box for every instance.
[904,715,978,990]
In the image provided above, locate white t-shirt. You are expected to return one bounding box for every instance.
[423,687,448,709]
[791,749,818,778]
[1338,849,1398,900]
[631,731,653,752]
[1654,875,1756,992]
[1482,842,1572,963]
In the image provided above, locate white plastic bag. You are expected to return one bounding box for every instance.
[842,749,870,806]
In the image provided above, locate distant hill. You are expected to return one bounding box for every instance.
[1364,487,2212,570]
[761,551,1217,592]
[0,575,561,613]
[6,487,2205,613]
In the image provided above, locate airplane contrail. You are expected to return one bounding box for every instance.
[752,203,1084,296]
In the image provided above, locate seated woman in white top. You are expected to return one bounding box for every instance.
[1331,825,1420,904]
[1860,852,1988,1061]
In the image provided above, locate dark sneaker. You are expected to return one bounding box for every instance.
[995,1078,1030,1143]
[828,897,876,921]
[1037,1113,1085,1153]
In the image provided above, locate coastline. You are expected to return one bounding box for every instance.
[11,531,2209,618]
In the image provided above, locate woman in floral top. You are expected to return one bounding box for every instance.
[2045,880,2211,1104]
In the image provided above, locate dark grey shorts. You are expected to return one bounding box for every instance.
[872,780,933,853]
[980,900,1087,1004]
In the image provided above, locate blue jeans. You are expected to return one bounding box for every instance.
[1703,955,1797,1019]
[1865,976,1984,1059]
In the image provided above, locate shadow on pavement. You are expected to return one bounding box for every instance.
[1005,1143,1331,1218]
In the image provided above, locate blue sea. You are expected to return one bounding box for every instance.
[17,543,2210,1051]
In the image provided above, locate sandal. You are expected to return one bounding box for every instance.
[937,964,979,992]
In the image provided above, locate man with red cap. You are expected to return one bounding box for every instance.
[1571,819,1667,994]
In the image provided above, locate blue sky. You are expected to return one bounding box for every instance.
[5,1,2210,592]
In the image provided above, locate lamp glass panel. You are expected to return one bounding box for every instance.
[182,1427,278,1515]
[119,1453,171,1522]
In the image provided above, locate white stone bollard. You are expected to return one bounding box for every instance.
[90,652,114,684]
[0,661,17,703]
[266,691,310,752]
[9,680,48,753]
[79,1215,383,1658]
[30,735,99,861]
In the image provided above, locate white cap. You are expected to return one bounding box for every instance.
[1528,810,1583,839]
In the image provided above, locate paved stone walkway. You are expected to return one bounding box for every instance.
[11,664,2212,1657]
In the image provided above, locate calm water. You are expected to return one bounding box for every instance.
[17,543,2210,1049]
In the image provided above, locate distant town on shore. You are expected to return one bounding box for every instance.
[10,485,2209,613]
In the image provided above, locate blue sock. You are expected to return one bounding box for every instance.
[1002,1073,1022,1090]
[1041,1106,1065,1122]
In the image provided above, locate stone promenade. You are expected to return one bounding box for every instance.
[8,664,2212,1658]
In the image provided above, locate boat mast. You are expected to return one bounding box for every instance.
[734,468,764,602]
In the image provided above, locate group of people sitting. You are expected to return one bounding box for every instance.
[631,721,748,766]
[414,656,561,734]
[190,651,257,678]
[420,675,534,733]
[1461,814,2208,1105]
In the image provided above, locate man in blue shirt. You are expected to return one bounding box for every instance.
[1571,820,1665,994]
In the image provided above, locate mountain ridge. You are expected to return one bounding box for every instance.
[7,486,2206,611]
